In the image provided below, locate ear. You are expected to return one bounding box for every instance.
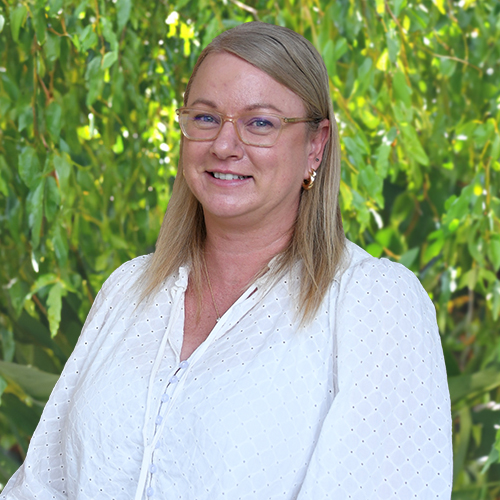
[304,119,330,179]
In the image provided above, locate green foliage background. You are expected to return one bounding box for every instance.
[0,0,499,496]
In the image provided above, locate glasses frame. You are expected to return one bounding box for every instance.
[176,107,316,148]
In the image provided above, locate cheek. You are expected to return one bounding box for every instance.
[182,142,207,171]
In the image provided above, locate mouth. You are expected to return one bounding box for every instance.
[211,172,250,180]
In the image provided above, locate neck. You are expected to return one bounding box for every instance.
[202,212,294,287]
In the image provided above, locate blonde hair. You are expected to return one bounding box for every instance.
[141,22,345,323]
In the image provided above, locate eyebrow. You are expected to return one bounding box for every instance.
[189,98,284,114]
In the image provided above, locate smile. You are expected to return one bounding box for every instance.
[211,172,249,180]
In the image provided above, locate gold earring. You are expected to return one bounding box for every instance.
[302,168,317,190]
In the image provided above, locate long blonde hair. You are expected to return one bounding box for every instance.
[141,22,345,323]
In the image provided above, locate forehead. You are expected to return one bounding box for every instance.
[186,52,306,115]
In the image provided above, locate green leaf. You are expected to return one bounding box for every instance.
[18,147,42,189]
[48,0,64,16]
[393,71,412,108]
[44,32,61,62]
[359,165,383,206]
[80,24,98,52]
[33,7,47,45]
[102,51,118,69]
[390,0,407,16]
[85,56,104,106]
[18,104,33,132]
[112,133,124,154]
[44,176,60,222]
[117,0,132,31]
[468,232,485,266]
[0,361,59,400]
[399,247,419,269]
[45,101,63,143]
[30,273,59,295]
[423,230,444,264]
[386,30,400,63]
[491,133,500,160]
[10,5,28,43]
[322,39,335,76]
[439,58,456,78]
[52,224,69,266]
[0,375,7,398]
[0,169,8,196]
[334,38,348,60]
[101,17,118,51]
[47,282,66,337]
[53,153,72,190]
[400,124,429,166]
[375,142,391,177]
[487,235,500,271]
[357,57,372,83]
[366,242,384,258]
[449,370,500,405]
[481,432,500,474]
[27,178,45,248]
[0,327,15,362]
[8,280,29,317]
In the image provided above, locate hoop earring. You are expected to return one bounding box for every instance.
[302,168,317,190]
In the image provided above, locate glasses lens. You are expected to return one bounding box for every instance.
[180,109,221,140]
[238,115,282,146]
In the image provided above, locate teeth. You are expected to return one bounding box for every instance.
[213,172,247,180]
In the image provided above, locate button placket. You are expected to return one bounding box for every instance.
[145,359,191,498]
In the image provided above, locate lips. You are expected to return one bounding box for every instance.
[211,172,250,180]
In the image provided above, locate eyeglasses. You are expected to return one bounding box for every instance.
[176,107,316,148]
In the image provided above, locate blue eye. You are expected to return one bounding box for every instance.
[189,111,220,129]
[248,117,274,129]
[193,113,219,124]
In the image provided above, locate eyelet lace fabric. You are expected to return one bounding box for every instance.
[1,241,452,499]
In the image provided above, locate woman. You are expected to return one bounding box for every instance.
[2,22,452,499]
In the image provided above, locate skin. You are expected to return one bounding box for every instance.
[180,52,329,361]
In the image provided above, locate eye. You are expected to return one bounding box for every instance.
[244,115,280,136]
[191,111,220,127]
[247,117,274,129]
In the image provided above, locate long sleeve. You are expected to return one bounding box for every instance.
[1,257,149,499]
[296,258,452,499]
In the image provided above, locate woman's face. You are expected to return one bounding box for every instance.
[182,52,329,232]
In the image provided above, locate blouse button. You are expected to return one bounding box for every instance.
[161,393,169,403]
[155,415,163,425]
[149,463,157,474]
[169,375,178,384]
[147,487,154,497]
[179,360,189,369]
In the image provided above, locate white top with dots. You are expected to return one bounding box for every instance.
[2,240,452,500]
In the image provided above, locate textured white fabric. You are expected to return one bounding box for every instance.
[2,241,452,499]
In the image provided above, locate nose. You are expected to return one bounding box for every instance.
[209,119,244,159]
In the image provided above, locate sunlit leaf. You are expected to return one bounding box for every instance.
[47,283,66,337]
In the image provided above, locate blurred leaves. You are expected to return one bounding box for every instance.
[0,0,499,496]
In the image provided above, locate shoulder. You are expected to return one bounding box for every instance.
[333,240,436,335]
[99,254,152,294]
[84,254,153,321]
[340,240,428,302]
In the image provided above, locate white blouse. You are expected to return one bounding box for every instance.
[2,241,452,499]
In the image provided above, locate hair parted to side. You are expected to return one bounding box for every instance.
[141,21,346,324]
